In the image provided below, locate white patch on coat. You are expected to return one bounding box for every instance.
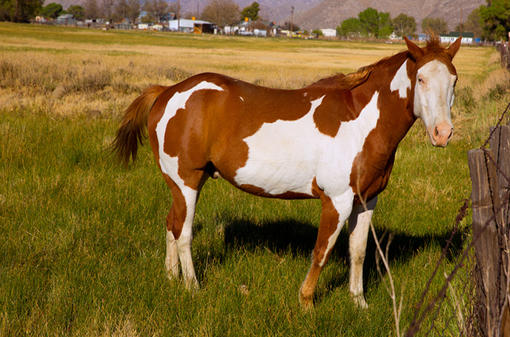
[390,60,410,98]
[320,190,354,266]
[156,81,223,285]
[239,96,244,102]
[234,91,381,199]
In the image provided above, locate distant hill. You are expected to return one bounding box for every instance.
[295,0,485,31]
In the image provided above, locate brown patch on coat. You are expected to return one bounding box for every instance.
[313,89,358,137]
[238,184,315,199]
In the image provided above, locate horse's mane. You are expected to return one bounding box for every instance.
[307,36,451,91]
[306,69,371,90]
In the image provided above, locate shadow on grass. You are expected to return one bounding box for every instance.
[213,217,466,304]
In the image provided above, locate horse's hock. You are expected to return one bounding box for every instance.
[468,121,510,337]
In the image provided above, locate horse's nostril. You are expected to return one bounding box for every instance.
[434,126,439,137]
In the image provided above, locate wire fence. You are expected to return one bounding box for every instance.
[402,103,510,337]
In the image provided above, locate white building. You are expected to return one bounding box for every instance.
[440,33,474,45]
[168,19,213,33]
[320,28,336,38]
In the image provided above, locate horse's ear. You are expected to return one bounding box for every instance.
[447,37,462,59]
[404,37,424,61]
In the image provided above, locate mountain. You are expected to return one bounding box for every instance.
[294,0,485,31]
[180,0,323,24]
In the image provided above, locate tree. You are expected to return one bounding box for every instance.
[479,0,510,40]
[201,0,239,27]
[143,0,168,22]
[125,0,140,23]
[0,0,42,22]
[358,7,379,36]
[337,17,362,38]
[102,0,115,22]
[421,17,448,35]
[67,5,84,20]
[84,0,99,19]
[357,7,392,38]
[392,13,416,37]
[281,21,300,31]
[39,2,62,18]
[455,8,482,37]
[240,1,258,21]
[377,11,392,38]
[312,28,323,37]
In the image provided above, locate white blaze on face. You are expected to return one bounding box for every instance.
[413,60,456,144]
[390,60,411,98]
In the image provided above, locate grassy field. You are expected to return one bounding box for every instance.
[1,22,510,336]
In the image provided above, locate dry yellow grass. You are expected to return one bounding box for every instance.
[0,24,506,122]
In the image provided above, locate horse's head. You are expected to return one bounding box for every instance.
[405,36,461,147]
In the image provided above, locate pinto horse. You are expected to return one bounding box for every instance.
[113,36,461,308]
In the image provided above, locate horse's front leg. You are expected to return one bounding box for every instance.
[348,196,377,308]
[299,190,354,309]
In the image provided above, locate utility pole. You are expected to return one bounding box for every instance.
[460,7,463,34]
[290,6,294,33]
[177,0,180,31]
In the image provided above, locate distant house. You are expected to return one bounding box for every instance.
[389,32,399,40]
[56,14,75,25]
[440,32,475,44]
[320,28,336,38]
[168,19,214,33]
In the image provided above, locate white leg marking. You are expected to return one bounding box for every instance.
[156,81,223,289]
[348,196,377,308]
[176,189,199,289]
[319,190,355,267]
[165,230,179,279]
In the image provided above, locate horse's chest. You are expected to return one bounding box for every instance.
[233,92,381,198]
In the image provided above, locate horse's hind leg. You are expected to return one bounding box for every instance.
[164,172,206,289]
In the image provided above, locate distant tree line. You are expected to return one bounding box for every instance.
[336,1,510,41]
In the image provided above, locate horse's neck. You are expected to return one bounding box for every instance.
[353,53,416,148]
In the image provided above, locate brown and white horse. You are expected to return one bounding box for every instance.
[113,36,461,308]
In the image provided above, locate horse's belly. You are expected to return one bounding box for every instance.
[234,157,316,196]
[232,117,320,197]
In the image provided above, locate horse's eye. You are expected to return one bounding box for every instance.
[418,77,424,84]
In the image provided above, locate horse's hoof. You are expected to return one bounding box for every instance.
[299,292,314,311]
[351,294,368,309]
[185,278,200,291]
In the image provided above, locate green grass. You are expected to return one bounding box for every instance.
[0,22,509,336]
[0,111,464,336]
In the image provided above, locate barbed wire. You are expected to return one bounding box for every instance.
[405,101,510,336]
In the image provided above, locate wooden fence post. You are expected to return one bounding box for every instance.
[469,126,510,337]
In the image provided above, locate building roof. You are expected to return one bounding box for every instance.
[442,31,475,38]
[57,14,73,19]
[169,19,212,25]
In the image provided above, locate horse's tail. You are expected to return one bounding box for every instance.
[112,85,167,165]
